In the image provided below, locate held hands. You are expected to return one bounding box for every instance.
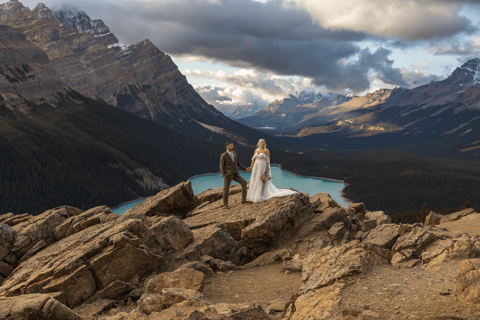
[246,167,252,172]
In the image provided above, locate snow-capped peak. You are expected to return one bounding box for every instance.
[459,58,480,83]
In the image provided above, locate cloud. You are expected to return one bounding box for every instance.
[284,0,477,41]
[184,68,325,111]
[427,36,480,56]
[400,68,446,87]
[31,0,477,94]
[194,84,271,113]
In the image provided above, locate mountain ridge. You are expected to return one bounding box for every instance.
[0,0,291,149]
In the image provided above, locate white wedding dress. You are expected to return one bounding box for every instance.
[246,152,297,202]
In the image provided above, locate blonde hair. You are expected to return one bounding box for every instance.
[257,139,266,148]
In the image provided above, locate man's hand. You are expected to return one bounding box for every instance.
[246,167,252,172]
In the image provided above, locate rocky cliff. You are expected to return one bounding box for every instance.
[0,24,65,108]
[1,181,479,319]
[0,0,290,148]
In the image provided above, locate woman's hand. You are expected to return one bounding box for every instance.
[246,167,252,172]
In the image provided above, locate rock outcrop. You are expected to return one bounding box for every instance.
[1,181,480,319]
[185,191,313,254]
[456,258,480,305]
[0,293,82,320]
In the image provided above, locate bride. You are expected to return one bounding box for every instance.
[246,139,297,202]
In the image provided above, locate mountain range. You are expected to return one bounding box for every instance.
[0,17,305,215]
[237,91,354,129]
[237,59,480,158]
[0,0,289,149]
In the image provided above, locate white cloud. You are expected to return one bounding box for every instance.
[427,36,480,56]
[184,68,324,111]
[284,0,475,40]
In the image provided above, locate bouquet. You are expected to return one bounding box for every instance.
[261,171,272,183]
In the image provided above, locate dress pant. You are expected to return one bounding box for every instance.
[223,174,247,205]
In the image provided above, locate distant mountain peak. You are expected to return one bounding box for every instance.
[53,8,110,35]
[459,58,480,82]
[33,3,47,10]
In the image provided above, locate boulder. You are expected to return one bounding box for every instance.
[309,193,340,213]
[283,257,303,273]
[161,287,206,308]
[9,206,82,261]
[74,299,115,319]
[149,303,269,320]
[180,224,252,265]
[1,213,34,228]
[145,268,205,294]
[124,181,195,219]
[0,219,162,308]
[349,202,366,219]
[54,206,118,240]
[149,216,193,251]
[392,225,436,253]
[85,280,133,304]
[210,259,237,271]
[362,224,400,249]
[300,241,387,294]
[137,293,165,314]
[178,261,214,276]
[365,211,391,226]
[450,237,478,260]
[456,258,480,304]
[127,288,144,302]
[421,238,455,264]
[328,222,346,239]
[0,213,15,223]
[439,208,475,224]
[424,211,443,226]
[0,293,82,320]
[287,283,344,320]
[184,192,313,254]
[310,207,349,231]
[41,265,96,308]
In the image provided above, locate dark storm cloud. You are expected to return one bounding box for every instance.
[41,0,476,92]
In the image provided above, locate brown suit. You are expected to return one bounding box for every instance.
[220,151,247,205]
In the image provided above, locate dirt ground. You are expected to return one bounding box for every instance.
[441,213,480,237]
[200,216,480,319]
[203,263,301,318]
[340,263,480,319]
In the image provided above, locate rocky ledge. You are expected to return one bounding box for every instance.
[1,181,480,319]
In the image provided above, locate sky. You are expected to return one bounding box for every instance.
[3,0,480,113]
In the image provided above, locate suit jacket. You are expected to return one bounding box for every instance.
[220,151,247,178]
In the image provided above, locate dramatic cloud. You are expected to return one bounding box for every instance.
[285,0,477,41]
[17,0,477,94]
[183,68,319,111]
[194,85,265,112]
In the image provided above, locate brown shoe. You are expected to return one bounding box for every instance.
[241,201,246,204]
[224,205,230,209]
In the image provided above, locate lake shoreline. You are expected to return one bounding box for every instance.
[111,196,148,211]
[113,164,352,211]
[273,163,352,205]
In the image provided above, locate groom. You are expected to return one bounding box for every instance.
[220,141,250,209]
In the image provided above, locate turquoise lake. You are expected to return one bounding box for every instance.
[111,165,348,215]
